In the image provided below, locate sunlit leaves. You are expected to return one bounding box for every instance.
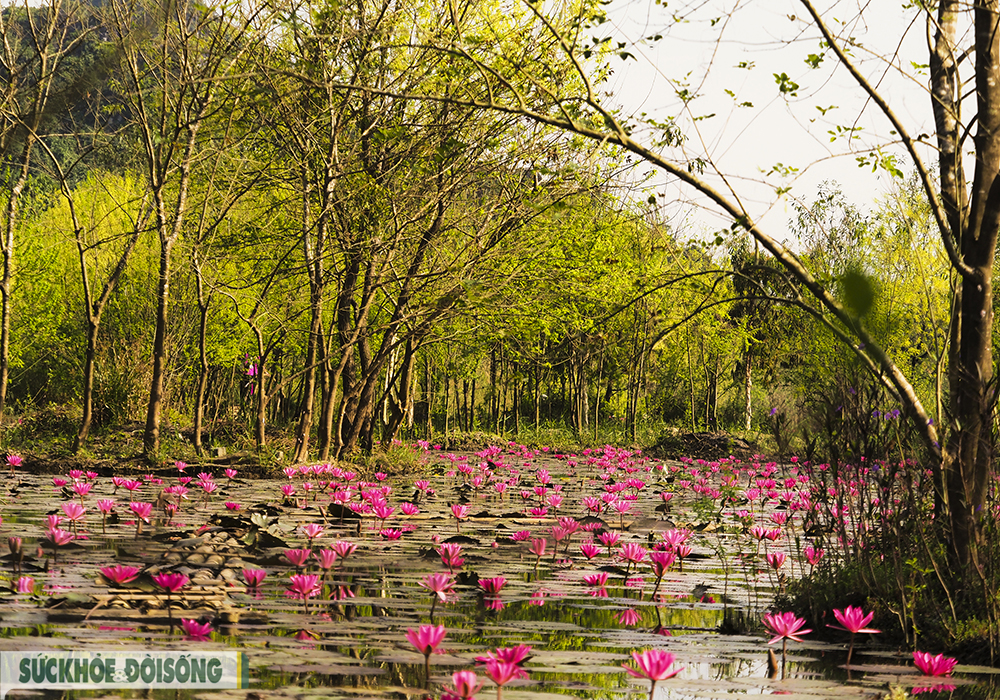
[855,151,904,179]
[723,89,753,108]
[765,163,799,178]
[773,72,799,97]
[828,124,862,142]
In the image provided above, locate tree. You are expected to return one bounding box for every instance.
[361,0,1000,579]
[103,0,268,459]
[0,0,91,442]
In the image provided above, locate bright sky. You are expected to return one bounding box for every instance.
[599,0,937,243]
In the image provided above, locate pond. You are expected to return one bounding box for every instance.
[0,444,995,700]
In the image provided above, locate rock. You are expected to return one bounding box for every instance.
[212,447,226,458]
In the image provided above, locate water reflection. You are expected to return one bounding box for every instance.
[0,460,993,700]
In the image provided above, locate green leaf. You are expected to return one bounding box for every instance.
[773,72,799,96]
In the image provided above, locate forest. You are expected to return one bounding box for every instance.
[0,0,951,471]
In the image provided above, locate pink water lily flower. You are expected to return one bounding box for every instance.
[829,606,879,634]
[766,551,786,570]
[763,611,812,644]
[407,624,447,689]
[616,608,641,626]
[763,611,811,678]
[181,618,212,640]
[418,572,455,603]
[913,651,958,677]
[406,624,447,656]
[804,545,824,566]
[284,549,312,567]
[476,644,532,667]
[286,573,321,598]
[829,605,879,666]
[482,658,524,689]
[299,523,325,542]
[242,568,266,587]
[101,565,141,586]
[286,573,322,614]
[332,540,357,558]
[479,576,507,595]
[61,502,87,529]
[153,572,189,593]
[129,502,151,521]
[14,576,33,594]
[623,648,683,681]
[442,670,482,700]
[45,527,74,547]
[316,549,338,570]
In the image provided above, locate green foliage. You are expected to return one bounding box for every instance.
[773,72,800,96]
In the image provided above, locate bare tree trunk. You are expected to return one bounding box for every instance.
[470,378,476,431]
[191,249,211,456]
[423,355,432,438]
[743,348,753,433]
[144,236,175,458]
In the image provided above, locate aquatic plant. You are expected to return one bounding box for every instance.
[405,624,446,689]
[762,611,811,678]
[913,651,958,677]
[286,573,322,614]
[622,649,683,700]
[181,618,212,641]
[152,572,189,624]
[828,606,879,667]
[100,565,141,586]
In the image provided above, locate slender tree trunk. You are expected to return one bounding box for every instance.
[423,355,432,438]
[192,304,209,455]
[443,374,450,436]
[191,250,211,456]
[144,236,175,458]
[293,296,322,463]
[470,378,476,431]
[76,321,100,448]
[513,376,520,436]
[253,332,267,452]
[743,345,753,433]
[0,141,33,443]
[534,362,541,428]
[383,337,417,443]
[687,334,696,431]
